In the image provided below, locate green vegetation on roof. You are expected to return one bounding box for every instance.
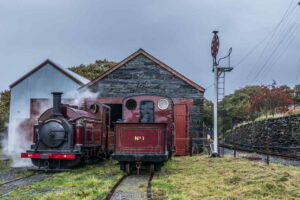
[68,59,117,81]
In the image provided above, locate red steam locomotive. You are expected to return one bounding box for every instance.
[21,92,111,171]
[112,95,175,174]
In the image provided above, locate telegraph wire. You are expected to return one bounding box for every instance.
[256,18,300,81]
[248,2,299,82]
[263,20,300,78]
[252,10,300,82]
[205,83,214,90]
[235,0,297,69]
[261,6,300,68]
[270,3,299,46]
[234,31,273,68]
[207,2,298,93]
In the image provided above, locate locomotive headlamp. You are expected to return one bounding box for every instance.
[158,99,169,110]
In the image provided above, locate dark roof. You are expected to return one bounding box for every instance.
[10,59,89,88]
[81,49,205,92]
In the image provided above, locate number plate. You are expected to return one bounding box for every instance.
[40,154,49,159]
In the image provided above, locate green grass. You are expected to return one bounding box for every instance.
[233,111,300,130]
[152,155,300,200]
[4,160,122,200]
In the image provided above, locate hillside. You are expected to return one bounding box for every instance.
[218,84,298,134]
[68,59,117,80]
[0,90,10,133]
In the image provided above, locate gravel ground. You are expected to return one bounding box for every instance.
[110,175,149,200]
[222,147,300,167]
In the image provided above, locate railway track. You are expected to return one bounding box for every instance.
[105,172,154,200]
[220,143,300,161]
[0,172,49,198]
[0,173,37,187]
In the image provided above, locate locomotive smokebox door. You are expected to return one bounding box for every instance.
[40,120,66,148]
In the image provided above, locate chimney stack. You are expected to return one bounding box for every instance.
[52,92,63,116]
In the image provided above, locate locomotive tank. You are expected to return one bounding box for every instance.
[21,92,111,171]
[112,95,175,174]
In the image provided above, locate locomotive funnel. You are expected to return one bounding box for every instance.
[52,92,63,116]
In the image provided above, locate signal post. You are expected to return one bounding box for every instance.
[211,31,233,157]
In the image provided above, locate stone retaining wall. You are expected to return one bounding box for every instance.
[225,115,300,157]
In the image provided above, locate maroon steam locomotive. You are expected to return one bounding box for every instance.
[21,92,111,170]
[112,95,175,174]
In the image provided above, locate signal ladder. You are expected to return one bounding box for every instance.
[217,71,226,103]
[217,67,232,106]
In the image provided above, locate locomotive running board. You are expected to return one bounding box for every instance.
[27,168,71,172]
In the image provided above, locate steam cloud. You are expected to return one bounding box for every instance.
[65,88,99,106]
[6,119,33,167]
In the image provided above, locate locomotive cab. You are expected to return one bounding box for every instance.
[112,95,175,174]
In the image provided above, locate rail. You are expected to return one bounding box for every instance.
[220,143,300,161]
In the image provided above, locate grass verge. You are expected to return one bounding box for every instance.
[0,158,11,170]
[3,160,122,200]
[152,155,300,200]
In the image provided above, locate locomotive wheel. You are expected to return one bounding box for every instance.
[150,164,155,173]
[60,158,83,169]
[119,162,125,171]
[31,158,41,168]
[155,163,162,171]
[125,163,131,175]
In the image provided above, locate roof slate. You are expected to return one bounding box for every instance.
[81,49,205,92]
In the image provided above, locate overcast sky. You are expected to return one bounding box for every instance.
[1,0,300,100]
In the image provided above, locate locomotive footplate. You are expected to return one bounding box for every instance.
[112,152,169,163]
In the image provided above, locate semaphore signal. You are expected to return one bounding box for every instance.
[211,31,233,157]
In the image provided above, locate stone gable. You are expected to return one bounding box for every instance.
[90,54,202,98]
[89,54,204,150]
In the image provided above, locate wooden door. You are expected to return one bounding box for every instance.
[174,104,188,155]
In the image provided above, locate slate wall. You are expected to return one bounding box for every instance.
[88,54,204,151]
[225,115,300,157]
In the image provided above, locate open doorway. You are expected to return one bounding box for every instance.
[107,104,122,131]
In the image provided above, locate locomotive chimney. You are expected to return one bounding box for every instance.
[52,92,63,116]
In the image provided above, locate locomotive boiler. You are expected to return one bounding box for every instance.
[21,92,111,170]
[112,95,175,174]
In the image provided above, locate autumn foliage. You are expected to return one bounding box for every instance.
[249,84,294,117]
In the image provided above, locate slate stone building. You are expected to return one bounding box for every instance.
[82,49,205,154]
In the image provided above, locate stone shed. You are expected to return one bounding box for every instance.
[82,49,205,154]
